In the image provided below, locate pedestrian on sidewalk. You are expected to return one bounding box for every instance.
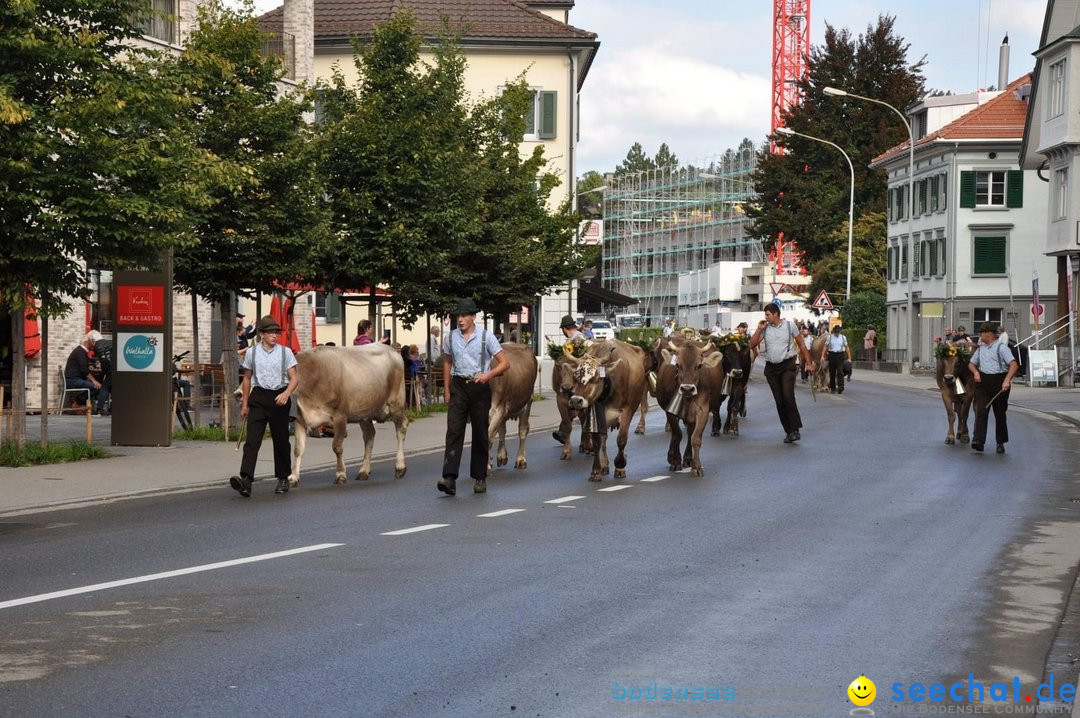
[863,325,877,361]
[438,298,509,496]
[749,303,815,444]
[968,322,1018,454]
[65,330,110,415]
[826,325,850,394]
[230,315,299,497]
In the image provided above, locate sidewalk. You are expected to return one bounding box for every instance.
[1,366,1076,518]
[0,394,565,518]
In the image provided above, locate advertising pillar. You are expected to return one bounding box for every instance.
[111,270,172,446]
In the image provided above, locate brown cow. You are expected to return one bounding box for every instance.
[935,342,975,444]
[653,338,723,476]
[552,357,594,460]
[488,343,538,469]
[808,334,829,394]
[288,344,409,487]
[564,340,648,481]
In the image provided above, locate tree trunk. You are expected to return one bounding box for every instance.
[10,303,26,446]
[219,299,241,430]
[39,315,48,447]
[191,292,202,427]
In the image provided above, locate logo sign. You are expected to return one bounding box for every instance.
[812,290,834,310]
[116,333,164,372]
[117,285,165,326]
[579,220,603,246]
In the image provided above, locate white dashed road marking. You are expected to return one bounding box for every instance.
[639,475,669,482]
[545,496,586,504]
[0,543,345,611]
[597,485,632,492]
[380,524,450,536]
[477,509,526,518]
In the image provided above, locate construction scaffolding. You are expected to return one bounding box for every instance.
[601,148,763,323]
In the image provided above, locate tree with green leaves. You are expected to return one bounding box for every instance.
[615,141,657,176]
[841,290,888,351]
[654,143,679,170]
[577,169,606,220]
[747,14,925,273]
[803,211,888,304]
[163,1,330,403]
[0,0,223,445]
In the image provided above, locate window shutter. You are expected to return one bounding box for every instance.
[887,247,894,280]
[939,237,947,276]
[919,180,927,215]
[929,240,938,276]
[1006,170,1024,207]
[959,171,976,208]
[888,189,895,221]
[942,173,948,209]
[326,292,341,323]
[973,236,1007,274]
[538,91,557,139]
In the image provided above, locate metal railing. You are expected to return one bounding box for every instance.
[134,0,178,44]
[261,31,296,81]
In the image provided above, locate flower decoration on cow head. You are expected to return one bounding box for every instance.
[934,341,972,360]
[547,338,591,361]
[709,333,748,351]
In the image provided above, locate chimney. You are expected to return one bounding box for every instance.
[283,0,314,85]
[997,34,1010,91]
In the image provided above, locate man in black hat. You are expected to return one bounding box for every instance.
[968,321,1018,453]
[439,298,509,495]
[559,314,583,344]
[230,315,298,497]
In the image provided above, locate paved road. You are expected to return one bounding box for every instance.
[2,379,1078,716]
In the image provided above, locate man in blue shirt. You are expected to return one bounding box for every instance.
[439,298,509,495]
[968,322,1019,453]
[826,324,851,394]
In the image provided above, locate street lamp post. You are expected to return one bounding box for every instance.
[775,127,855,302]
[824,86,915,366]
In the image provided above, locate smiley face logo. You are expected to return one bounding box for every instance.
[848,675,876,707]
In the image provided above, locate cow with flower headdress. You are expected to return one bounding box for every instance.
[935,340,975,444]
[706,332,753,436]
[548,339,594,460]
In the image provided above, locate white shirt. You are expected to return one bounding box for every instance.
[827,334,848,352]
[241,342,297,390]
[760,319,799,364]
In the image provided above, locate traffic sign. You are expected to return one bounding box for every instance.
[812,290,834,310]
[769,282,785,296]
[1032,303,1045,317]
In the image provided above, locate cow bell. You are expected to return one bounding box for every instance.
[954,379,966,396]
[720,372,734,396]
[647,370,658,395]
[665,392,689,420]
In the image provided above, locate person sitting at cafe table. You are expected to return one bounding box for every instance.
[65,330,110,415]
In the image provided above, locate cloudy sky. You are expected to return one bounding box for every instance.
[242,0,1045,175]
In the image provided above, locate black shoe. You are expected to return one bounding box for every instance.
[783,433,795,444]
[437,477,456,496]
[275,478,290,494]
[230,474,252,498]
[971,443,984,452]
[473,479,487,494]
[996,444,1005,454]
[837,388,843,394]
[791,431,801,442]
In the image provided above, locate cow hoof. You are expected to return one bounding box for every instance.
[588,474,602,482]
[614,469,626,479]
[960,436,970,444]
[394,467,407,479]
[355,471,370,481]
[515,459,527,469]
[288,476,299,488]
[497,456,508,467]
[692,467,703,477]
[560,451,571,461]
[334,475,347,485]
[945,437,955,445]
[634,427,645,435]
[711,430,720,437]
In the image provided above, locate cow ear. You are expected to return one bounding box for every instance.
[604,357,624,373]
[660,348,672,366]
[702,352,723,368]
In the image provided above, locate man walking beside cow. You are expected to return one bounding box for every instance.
[749,303,815,444]
[439,298,509,496]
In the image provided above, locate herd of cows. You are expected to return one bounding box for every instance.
[281,332,768,489]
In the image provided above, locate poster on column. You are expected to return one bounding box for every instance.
[116,332,165,372]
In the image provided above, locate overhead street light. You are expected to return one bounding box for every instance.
[775,126,855,302]
[824,86,916,366]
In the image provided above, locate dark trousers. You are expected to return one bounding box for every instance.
[764,358,802,434]
[828,351,846,391]
[442,375,492,480]
[66,377,109,411]
[973,373,1010,445]
[240,387,292,481]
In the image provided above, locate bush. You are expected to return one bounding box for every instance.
[0,440,109,467]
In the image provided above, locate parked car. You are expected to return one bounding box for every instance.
[589,320,615,341]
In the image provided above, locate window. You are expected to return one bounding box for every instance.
[959,170,1023,208]
[1049,59,1066,118]
[937,233,947,277]
[917,180,928,216]
[926,238,938,277]
[134,0,178,44]
[929,176,939,213]
[941,173,947,210]
[524,90,558,140]
[314,291,341,324]
[88,268,114,333]
[1056,167,1069,221]
[972,236,1007,275]
[973,307,1003,325]
[901,242,908,280]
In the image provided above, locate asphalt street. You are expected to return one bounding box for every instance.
[2,378,1079,717]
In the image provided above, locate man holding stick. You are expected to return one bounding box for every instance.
[968,322,1018,454]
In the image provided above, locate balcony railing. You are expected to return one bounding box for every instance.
[262,31,296,81]
[134,0,178,45]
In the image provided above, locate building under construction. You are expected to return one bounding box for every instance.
[601,147,763,323]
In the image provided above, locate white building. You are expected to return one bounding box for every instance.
[869,74,1056,365]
